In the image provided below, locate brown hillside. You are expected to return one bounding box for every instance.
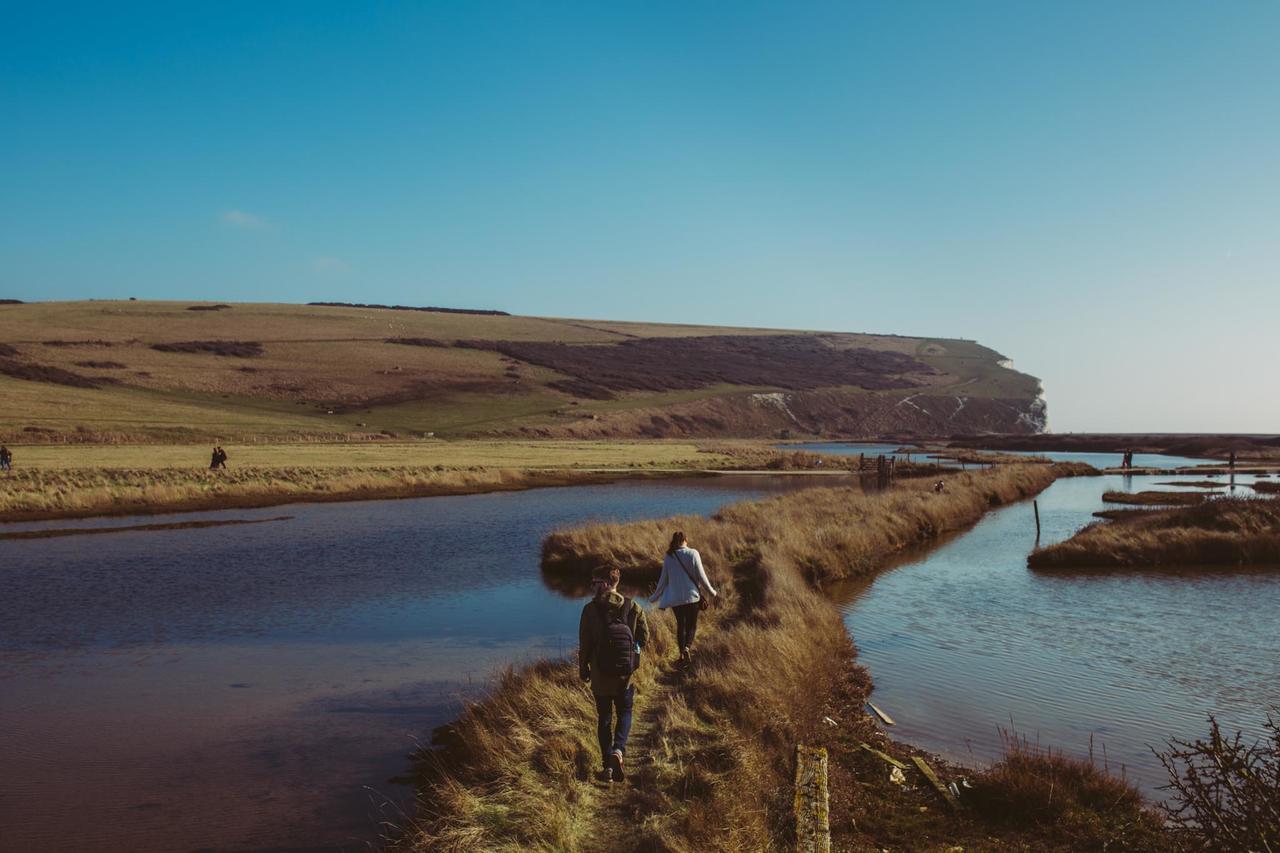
[0,300,1045,442]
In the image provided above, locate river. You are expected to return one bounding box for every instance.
[0,474,828,853]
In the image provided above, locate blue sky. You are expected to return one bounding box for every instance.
[3,2,1278,432]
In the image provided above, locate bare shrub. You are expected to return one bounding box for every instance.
[1155,713,1280,851]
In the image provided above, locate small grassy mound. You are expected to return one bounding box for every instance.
[1031,497,1280,569]
[1102,490,1211,506]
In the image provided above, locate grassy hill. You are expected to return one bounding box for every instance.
[0,300,1045,443]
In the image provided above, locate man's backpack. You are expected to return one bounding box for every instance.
[598,598,639,678]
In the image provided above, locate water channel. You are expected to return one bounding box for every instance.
[834,469,1279,796]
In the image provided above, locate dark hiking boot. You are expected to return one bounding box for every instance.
[611,750,625,782]
[599,765,614,783]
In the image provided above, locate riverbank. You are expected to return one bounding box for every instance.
[0,440,751,521]
[1029,496,1280,570]
[0,439,988,523]
[402,463,1167,851]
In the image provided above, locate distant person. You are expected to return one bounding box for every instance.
[212,446,228,469]
[579,564,648,784]
[0,445,11,471]
[650,531,718,665]
[1229,450,1237,471]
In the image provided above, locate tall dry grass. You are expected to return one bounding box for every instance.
[406,464,1086,851]
[968,732,1165,850]
[1030,496,1280,569]
[0,466,614,520]
[543,464,1066,586]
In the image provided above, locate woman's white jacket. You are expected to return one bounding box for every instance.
[649,546,717,609]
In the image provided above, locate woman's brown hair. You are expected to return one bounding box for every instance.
[667,531,686,555]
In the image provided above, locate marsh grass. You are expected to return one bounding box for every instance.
[969,732,1165,850]
[1030,496,1280,569]
[0,465,622,520]
[1102,490,1210,506]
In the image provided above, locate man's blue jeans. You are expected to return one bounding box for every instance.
[595,684,634,765]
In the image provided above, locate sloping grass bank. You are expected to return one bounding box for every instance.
[1030,496,1280,570]
[0,466,645,522]
[403,463,1166,851]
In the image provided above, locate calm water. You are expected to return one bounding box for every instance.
[0,474,835,853]
[835,471,1279,796]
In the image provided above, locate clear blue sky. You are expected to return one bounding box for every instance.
[3,2,1278,432]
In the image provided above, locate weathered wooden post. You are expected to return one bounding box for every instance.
[794,745,830,852]
[1033,499,1041,540]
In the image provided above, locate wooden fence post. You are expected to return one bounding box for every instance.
[794,745,831,853]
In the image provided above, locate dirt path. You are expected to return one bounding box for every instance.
[574,660,682,852]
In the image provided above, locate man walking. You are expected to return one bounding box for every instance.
[0,445,11,471]
[579,564,648,783]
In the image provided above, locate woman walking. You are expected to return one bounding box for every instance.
[649,531,717,665]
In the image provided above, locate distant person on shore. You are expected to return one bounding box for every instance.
[579,564,648,784]
[1229,450,1237,471]
[210,446,228,469]
[0,445,11,471]
[650,531,718,666]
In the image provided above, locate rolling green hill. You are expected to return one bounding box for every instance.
[0,300,1045,442]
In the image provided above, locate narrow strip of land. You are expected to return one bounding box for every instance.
[402,463,1170,852]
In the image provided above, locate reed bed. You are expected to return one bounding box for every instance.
[967,733,1164,850]
[405,464,1110,852]
[543,464,1067,585]
[1030,496,1280,569]
[0,465,616,521]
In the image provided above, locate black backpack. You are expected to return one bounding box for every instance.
[598,598,639,678]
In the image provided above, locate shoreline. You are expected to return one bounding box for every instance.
[0,466,876,526]
[0,468,705,525]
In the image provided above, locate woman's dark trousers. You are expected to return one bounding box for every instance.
[673,602,700,652]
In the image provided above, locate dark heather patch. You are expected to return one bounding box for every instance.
[151,340,264,358]
[458,334,932,395]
